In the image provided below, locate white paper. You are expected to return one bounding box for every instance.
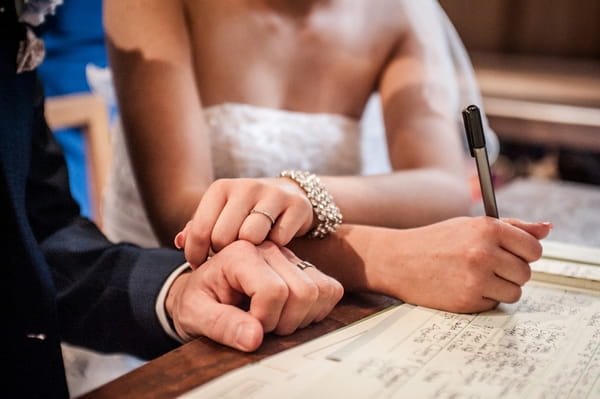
[180,242,600,399]
[301,282,600,398]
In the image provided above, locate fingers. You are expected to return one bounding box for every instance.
[175,178,314,266]
[502,218,553,240]
[190,299,265,352]
[467,218,547,307]
[484,274,523,304]
[239,197,312,247]
[269,202,313,245]
[239,204,282,245]
[174,222,189,250]
[395,216,550,314]
[174,240,342,350]
[250,242,343,336]
[171,241,288,350]
[496,219,548,262]
[180,185,228,267]
[462,297,499,314]
[298,266,344,327]
[494,254,532,289]
[254,243,317,335]
[211,198,257,251]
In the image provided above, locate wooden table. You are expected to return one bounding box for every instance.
[81,178,600,399]
[79,293,398,399]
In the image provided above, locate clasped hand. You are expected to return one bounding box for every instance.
[165,240,343,352]
[175,177,314,267]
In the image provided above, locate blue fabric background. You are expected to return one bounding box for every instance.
[38,0,107,218]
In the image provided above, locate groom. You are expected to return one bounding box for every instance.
[2,2,342,397]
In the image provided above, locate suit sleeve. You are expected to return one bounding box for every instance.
[27,79,186,359]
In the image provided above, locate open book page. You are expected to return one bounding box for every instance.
[180,280,600,399]
[300,281,600,398]
[178,305,412,399]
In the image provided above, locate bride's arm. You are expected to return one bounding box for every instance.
[104,0,213,244]
[173,1,477,261]
[288,218,551,313]
[320,0,472,229]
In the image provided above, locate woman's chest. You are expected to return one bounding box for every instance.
[186,2,401,115]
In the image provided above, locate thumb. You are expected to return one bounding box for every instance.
[186,299,265,352]
[502,218,553,240]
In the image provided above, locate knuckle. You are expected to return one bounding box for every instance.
[462,273,484,298]
[184,246,208,268]
[452,289,483,313]
[267,279,290,302]
[257,240,279,254]
[452,273,483,313]
[295,280,319,304]
[227,239,256,254]
[211,227,235,251]
[221,240,257,264]
[332,280,345,302]
[246,179,264,196]
[268,228,293,246]
[210,178,230,193]
[529,242,543,262]
[187,224,211,247]
[464,246,489,267]
[291,192,310,208]
[321,277,344,305]
[505,287,523,303]
[274,325,293,336]
[475,216,500,237]
[238,225,265,245]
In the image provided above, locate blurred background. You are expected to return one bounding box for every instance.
[440,0,600,187]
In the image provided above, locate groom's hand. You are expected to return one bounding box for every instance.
[165,240,343,351]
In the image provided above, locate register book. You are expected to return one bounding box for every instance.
[181,240,600,399]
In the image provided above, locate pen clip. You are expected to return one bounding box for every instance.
[462,109,475,157]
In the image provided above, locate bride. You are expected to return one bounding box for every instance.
[101,0,498,251]
[81,2,549,393]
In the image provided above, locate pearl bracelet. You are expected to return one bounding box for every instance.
[279,170,343,238]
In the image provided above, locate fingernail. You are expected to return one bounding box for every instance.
[174,233,183,249]
[542,222,554,229]
[235,323,259,351]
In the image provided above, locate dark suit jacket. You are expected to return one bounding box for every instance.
[1,4,186,397]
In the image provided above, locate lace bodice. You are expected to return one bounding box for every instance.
[102,103,363,247]
[205,103,362,178]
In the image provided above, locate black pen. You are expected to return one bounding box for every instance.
[462,104,499,218]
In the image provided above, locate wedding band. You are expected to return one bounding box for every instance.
[296,260,317,271]
[250,208,276,225]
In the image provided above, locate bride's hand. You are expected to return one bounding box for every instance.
[174,177,314,267]
[371,217,553,313]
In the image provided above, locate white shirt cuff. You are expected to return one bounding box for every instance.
[155,262,191,344]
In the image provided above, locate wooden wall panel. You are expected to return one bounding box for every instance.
[439,0,600,58]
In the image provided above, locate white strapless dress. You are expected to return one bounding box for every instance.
[102,102,375,247]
